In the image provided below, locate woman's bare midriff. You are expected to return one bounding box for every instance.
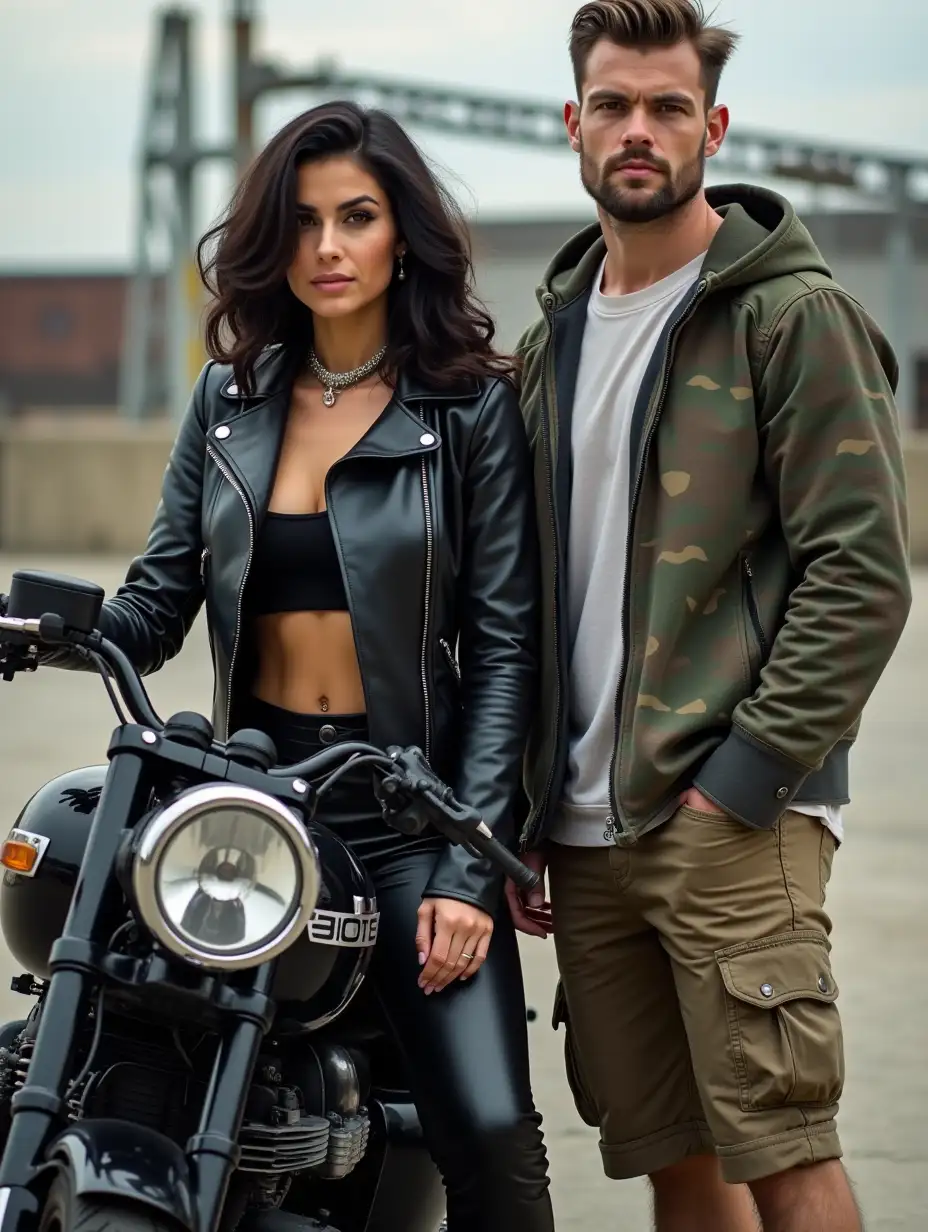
[251,610,366,715]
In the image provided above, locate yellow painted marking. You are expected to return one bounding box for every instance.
[676,699,708,715]
[659,546,708,565]
[638,695,671,712]
[661,471,691,496]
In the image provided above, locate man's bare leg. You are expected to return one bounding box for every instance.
[750,1160,862,1232]
[650,1156,759,1232]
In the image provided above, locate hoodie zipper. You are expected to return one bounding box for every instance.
[742,553,768,662]
[419,411,435,762]
[608,278,708,838]
[532,292,563,833]
[205,443,255,738]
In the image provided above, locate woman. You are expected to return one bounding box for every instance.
[46,101,552,1229]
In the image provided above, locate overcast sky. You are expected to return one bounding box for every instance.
[1,0,926,268]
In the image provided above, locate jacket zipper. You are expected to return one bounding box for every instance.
[200,546,210,584]
[608,279,708,836]
[419,411,435,762]
[439,636,461,681]
[532,292,562,834]
[205,443,255,738]
[742,554,768,662]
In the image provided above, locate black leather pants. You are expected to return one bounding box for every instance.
[244,698,555,1231]
[365,850,555,1232]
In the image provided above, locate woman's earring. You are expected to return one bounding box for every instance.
[398,254,406,282]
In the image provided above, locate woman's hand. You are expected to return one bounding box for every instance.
[415,897,493,994]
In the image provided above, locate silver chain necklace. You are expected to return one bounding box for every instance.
[308,344,387,407]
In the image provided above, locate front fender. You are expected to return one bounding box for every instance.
[47,1119,195,1230]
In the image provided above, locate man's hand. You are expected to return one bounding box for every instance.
[415,897,493,994]
[681,786,728,817]
[505,849,553,938]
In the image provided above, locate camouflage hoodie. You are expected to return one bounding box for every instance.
[516,183,911,848]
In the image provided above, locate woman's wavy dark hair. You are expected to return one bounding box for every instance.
[197,101,515,395]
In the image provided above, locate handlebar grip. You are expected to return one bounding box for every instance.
[472,833,540,891]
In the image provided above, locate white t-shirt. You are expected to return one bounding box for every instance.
[549,253,843,846]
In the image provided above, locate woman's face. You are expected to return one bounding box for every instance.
[287,154,403,322]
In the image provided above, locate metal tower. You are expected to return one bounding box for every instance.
[120,1,928,422]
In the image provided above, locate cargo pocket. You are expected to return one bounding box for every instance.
[715,930,844,1113]
[552,980,599,1127]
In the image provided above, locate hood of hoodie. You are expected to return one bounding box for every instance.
[537,183,832,308]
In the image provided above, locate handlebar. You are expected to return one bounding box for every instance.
[0,613,540,893]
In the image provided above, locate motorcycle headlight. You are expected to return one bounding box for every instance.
[132,783,320,970]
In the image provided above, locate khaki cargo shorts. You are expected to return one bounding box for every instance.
[548,806,844,1185]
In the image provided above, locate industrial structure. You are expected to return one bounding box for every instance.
[24,1,928,426]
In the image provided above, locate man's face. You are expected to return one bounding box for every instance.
[566,38,728,224]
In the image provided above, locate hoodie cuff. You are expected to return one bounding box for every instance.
[693,726,811,830]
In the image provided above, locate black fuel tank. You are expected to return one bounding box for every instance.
[0,766,377,1032]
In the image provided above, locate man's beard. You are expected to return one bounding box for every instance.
[580,138,706,224]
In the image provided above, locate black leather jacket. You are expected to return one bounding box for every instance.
[48,348,539,915]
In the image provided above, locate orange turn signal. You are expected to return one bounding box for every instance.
[1,841,38,874]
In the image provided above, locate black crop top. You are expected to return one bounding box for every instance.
[249,511,348,614]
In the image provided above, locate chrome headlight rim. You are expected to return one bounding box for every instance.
[132,782,320,971]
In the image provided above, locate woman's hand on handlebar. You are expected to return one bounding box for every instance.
[415,898,493,993]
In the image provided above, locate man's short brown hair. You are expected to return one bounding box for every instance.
[569,0,739,108]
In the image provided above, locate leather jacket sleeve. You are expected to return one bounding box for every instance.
[421,380,540,916]
[41,362,212,674]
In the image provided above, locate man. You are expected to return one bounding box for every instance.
[507,2,912,1230]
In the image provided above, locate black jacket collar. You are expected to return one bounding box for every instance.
[208,348,484,512]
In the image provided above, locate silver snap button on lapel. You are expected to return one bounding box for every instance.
[776,786,788,799]
[227,383,238,395]
[420,432,435,446]
[760,983,774,998]
[215,425,231,439]
[319,724,337,745]
[818,975,829,993]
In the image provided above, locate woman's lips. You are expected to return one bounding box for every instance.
[312,275,355,292]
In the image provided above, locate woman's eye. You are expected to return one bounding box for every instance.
[346,211,374,224]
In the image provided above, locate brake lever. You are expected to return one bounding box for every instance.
[0,644,38,682]
[376,745,542,892]
[374,745,472,842]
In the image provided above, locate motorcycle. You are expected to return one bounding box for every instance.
[0,568,539,1232]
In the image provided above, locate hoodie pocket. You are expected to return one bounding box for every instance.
[741,553,768,675]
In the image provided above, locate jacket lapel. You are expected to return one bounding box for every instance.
[207,349,291,522]
[206,352,476,516]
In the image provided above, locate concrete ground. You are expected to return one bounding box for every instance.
[0,553,925,1230]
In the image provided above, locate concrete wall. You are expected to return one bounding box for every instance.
[1,416,926,564]
[0,415,174,555]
